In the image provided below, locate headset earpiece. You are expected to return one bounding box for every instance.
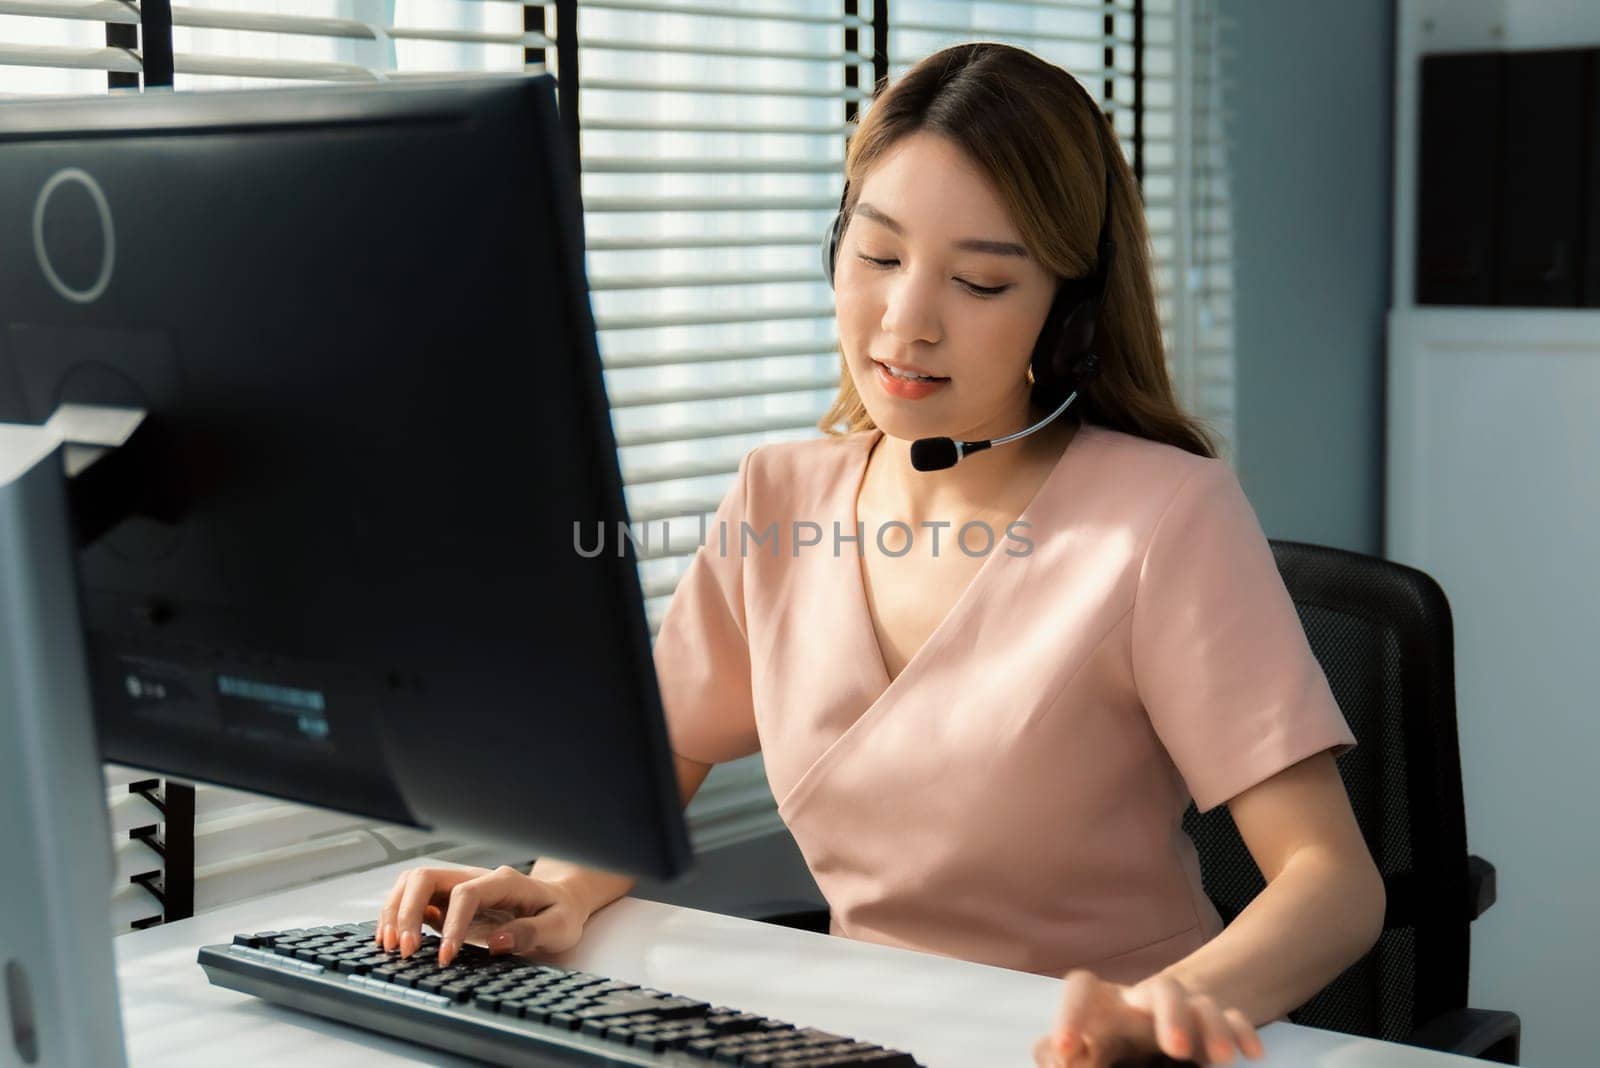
[1043,236,1116,379]
[821,183,850,290]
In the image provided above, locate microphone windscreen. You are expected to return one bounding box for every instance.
[910,437,959,471]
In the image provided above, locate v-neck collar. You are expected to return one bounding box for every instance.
[846,419,1095,703]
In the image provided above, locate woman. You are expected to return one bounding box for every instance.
[377,43,1386,1067]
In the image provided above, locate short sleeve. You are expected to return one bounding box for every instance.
[1131,459,1357,814]
[649,446,762,765]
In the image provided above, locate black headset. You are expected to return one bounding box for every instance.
[820,86,1119,398]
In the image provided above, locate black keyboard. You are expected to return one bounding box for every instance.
[198,920,923,1066]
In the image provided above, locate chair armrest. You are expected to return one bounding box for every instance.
[1408,1006,1521,1064]
[1467,854,1497,920]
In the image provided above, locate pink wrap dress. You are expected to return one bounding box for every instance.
[649,420,1357,984]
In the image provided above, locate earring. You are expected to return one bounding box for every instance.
[1026,365,1036,386]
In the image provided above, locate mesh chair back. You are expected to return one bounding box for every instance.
[1180,540,1473,1042]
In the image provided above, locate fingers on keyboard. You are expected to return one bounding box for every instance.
[437,867,556,966]
[394,869,464,957]
[377,870,411,947]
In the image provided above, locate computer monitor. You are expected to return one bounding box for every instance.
[0,75,691,1066]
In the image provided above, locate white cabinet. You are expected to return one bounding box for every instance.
[1385,306,1600,1065]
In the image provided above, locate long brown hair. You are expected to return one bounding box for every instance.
[816,42,1218,459]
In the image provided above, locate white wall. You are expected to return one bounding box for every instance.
[1390,4,1600,1063]
[1222,0,1393,554]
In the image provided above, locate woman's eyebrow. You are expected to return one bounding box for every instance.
[854,201,1029,258]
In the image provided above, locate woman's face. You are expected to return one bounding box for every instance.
[834,130,1058,444]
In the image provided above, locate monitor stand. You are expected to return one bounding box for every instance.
[0,419,128,1067]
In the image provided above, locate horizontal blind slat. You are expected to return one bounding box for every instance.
[630,495,726,525]
[587,195,836,213]
[577,0,869,28]
[914,0,1148,12]
[892,29,1142,65]
[603,339,836,370]
[583,118,852,136]
[577,35,861,64]
[610,373,839,408]
[591,269,822,292]
[622,456,742,486]
[587,233,822,252]
[0,0,135,25]
[0,41,139,73]
[614,413,823,449]
[583,77,867,101]
[387,27,548,47]
[596,302,833,330]
[584,156,840,175]
[174,52,378,80]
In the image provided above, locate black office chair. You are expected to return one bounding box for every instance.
[765,540,1521,1064]
[1178,540,1519,1063]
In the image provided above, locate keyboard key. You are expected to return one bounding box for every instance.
[741,1040,806,1061]
[590,980,639,995]
[656,1030,700,1051]
[651,997,713,1020]
[793,1030,847,1046]
[574,995,678,1021]
[709,1013,770,1035]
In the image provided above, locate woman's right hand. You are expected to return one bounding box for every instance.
[376,864,591,967]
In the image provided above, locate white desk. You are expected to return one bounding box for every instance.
[115,858,1481,1068]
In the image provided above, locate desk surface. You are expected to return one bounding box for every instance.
[115,858,1479,1068]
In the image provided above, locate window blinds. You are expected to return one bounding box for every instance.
[579,0,866,636]
[0,0,544,94]
[1165,0,1236,460]
[576,0,868,851]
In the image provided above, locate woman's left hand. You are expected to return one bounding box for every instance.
[1030,970,1267,1067]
